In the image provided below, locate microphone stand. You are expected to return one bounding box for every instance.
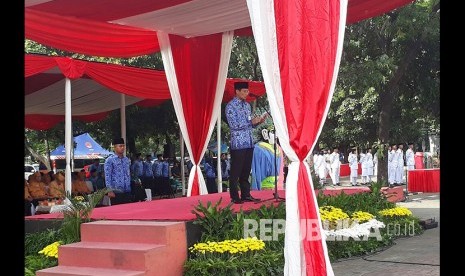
[256,111,285,204]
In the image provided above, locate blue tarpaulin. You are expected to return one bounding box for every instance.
[207,142,229,153]
[50,133,112,159]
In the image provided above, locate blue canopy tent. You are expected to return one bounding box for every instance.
[50,133,112,160]
[207,142,229,154]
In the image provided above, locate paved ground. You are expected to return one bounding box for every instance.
[330,191,440,276]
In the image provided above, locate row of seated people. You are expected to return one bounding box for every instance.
[25,167,184,216]
[24,170,107,216]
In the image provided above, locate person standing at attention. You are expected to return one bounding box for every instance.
[348,147,359,186]
[104,138,133,205]
[395,143,405,185]
[388,144,397,187]
[365,148,374,184]
[225,82,267,204]
[406,142,415,171]
[329,147,341,186]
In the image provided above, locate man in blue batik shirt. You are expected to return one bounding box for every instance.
[104,138,133,205]
[225,82,267,204]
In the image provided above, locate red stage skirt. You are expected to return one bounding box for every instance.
[340,163,362,177]
[408,168,440,193]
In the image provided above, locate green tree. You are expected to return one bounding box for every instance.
[318,0,439,183]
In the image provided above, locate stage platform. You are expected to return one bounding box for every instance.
[26,186,404,223]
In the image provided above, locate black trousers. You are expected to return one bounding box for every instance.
[229,148,253,200]
[111,192,134,205]
[206,177,218,194]
[141,176,154,196]
[25,201,32,216]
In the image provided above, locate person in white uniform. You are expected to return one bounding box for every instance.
[348,148,359,186]
[359,148,368,185]
[324,149,331,180]
[312,151,319,179]
[373,149,378,178]
[365,148,374,184]
[329,147,341,186]
[405,142,415,171]
[395,143,405,185]
[316,151,327,186]
[388,144,397,187]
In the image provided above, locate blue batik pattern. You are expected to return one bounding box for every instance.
[161,161,170,177]
[225,97,254,150]
[132,160,144,177]
[204,162,216,178]
[143,161,154,177]
[152,160,162,177]
[104,155,131,192]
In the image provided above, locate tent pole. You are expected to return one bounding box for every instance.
[217,112,222,192]
[64,78,72,195]
[180,128,186,196]
[120,94,127,157]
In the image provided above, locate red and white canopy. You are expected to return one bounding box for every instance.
[25,0,413,58]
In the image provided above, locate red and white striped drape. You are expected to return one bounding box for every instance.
[158,31,233,196]
[247,0,348,275]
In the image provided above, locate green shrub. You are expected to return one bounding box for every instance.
[317,182,395,215]
[184,248,284,276]
[192,198,238,242]
[25,228,61,256]
[25,254,58,275]
[60,188,108,243]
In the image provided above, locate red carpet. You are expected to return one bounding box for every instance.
[26,187,404,221]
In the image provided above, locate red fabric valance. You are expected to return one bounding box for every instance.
[26,8,161,58]
[26,54,171,99]
[25,112,109,130]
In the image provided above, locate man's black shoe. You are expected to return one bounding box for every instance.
[242,196,260,202]
[231,198,243,204]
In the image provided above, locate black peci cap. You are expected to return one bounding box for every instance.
[234,81,249,90]
[112,137,125,145]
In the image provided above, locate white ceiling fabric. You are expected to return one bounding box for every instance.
[25,77,143,115]
[111,0,251,38]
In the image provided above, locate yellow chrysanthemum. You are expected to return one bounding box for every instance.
[190,237,265,255]
[379,207,413,217]
[319,206,349,223]
[351,211,375,223]
[38,241,62,259]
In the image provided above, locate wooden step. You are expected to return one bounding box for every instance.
[36,265,145,276]
[58,242,165,271]
[81,220,186,245]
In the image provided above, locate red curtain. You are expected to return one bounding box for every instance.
[169,33,223,195]
[274,0,341,274]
